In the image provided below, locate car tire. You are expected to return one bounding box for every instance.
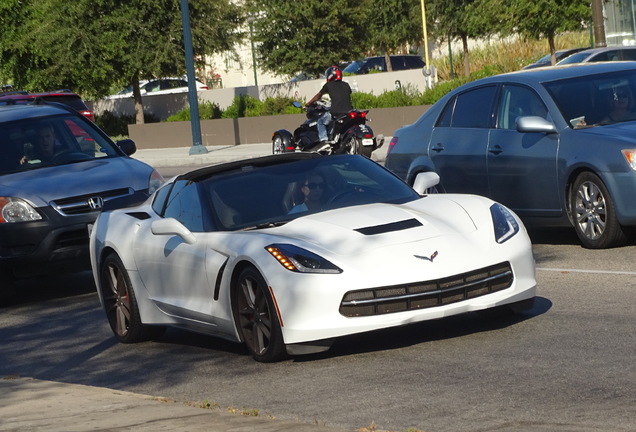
[571,172,628,249]
[272,134,284,154]
[233,266,287,362]
[100,253,163,343]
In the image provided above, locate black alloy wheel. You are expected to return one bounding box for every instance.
[234,266,286,362]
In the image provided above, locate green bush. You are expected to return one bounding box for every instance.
[94,110,134,136]
[351,92,377,109]
[261,97,300,116]
[222,94,264,118]
[166,101,223,122]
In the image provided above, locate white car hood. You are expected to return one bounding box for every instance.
[274,199,478,256]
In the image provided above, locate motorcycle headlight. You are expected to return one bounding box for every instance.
[266,244,342,274]
[148,170,165,195]
[490,203,519,244]
[0,197,43,223]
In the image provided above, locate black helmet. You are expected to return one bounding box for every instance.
[325,65,342,82]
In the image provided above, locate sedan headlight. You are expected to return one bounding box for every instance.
[266,244,342,274]
[490,203,519,244]
[622,149,636,170]
[0,197,43,223]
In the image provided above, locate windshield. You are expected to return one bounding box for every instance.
[556,51,592,65]
[543,69,636,127]
[343,60,365,74]
[0,114,123,175]
[201,155,421,231]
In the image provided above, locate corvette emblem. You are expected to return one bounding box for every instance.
[414,251,438,262]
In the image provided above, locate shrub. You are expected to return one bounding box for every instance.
[166,101,223,122]
[261,97,299,116]
[222,94,264,118]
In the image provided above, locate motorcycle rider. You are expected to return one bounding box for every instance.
[305,65,353,149]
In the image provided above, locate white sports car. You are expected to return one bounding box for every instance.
[90,153,536,362]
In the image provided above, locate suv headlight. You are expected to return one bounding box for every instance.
[622,149,636,170]
[0,197,43,223]
[490,203,519,244]
[266,244,342,274]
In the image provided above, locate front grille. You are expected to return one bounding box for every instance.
[340,262,513,317]
[51,188,132,215]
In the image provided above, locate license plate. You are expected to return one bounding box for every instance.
[362,138,374,146]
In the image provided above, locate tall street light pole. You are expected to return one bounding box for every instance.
[180,0,208,155]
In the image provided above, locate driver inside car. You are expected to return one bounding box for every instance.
[20,122,63,165]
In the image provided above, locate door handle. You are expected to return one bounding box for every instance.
[431,143,444,152]
[488,145,503,155]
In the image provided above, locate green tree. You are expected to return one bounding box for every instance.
[366,0,422,71]
[0,0,244,124]
[512,0,591,65]
[246,0,369,77]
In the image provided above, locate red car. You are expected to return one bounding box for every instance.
[0,90,94,121]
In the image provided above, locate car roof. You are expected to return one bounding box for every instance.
[178,152,322,182]
[476,61,636,86]
[0,103,72,122]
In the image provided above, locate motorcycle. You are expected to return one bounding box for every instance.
[272,100,384,157]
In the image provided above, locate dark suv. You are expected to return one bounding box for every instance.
[0,90,94,121]
[343,55,425,74]
[0,102,163,302]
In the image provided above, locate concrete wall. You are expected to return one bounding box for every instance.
[92,69,433,122]
[128,105,430,150]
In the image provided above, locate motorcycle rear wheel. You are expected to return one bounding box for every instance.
[346,136,372,158]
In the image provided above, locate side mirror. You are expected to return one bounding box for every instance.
[516,116,557,134]
[412,171,440,195]
[116,138,137,156]
[151,218,196,244]
[292,101,303,108]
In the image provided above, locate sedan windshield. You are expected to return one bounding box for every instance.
[200,155,421,231]
[1,114,122,175]
[544,69,636,127]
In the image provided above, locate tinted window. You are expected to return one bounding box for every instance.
[448,86,497,128]
[163,179,205,231]
[496,85,548,130]
[404,56,425,68]
[622,49,636,61]
[436,96,456,127]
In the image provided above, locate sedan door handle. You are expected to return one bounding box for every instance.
[431,143,445,152]
[488,145,503,155]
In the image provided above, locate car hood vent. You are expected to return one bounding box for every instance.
[52,188,132,215]
[355,218,423,235]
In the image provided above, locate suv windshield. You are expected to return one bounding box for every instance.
[1,114,122,175]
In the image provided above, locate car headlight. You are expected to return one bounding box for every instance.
[148,170,165,195]
[490,203,519,244]
[622,149,636,170]
[0,197,43,223]
[266,244,342,274]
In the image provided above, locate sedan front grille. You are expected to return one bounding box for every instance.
[51,188,132,216]
[340,262,513,317]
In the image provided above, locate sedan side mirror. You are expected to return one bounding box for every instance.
[116,138,137,156]
[151,218,196,244]
[516,116,557,134]
[412,171,440,195]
